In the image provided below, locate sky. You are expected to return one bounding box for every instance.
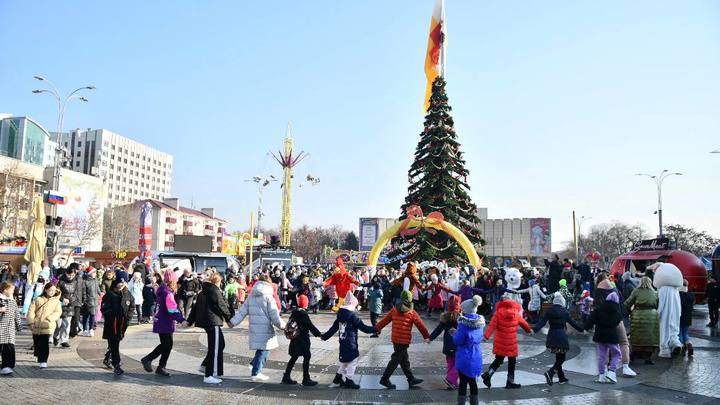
[2,1,719,251]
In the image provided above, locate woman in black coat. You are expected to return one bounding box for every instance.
[282,294,321,386]
[533,293,584,385]
[101,280,134,375]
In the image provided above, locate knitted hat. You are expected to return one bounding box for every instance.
[400,289,413,306]
[553,292,566,307]
[581,290,590,299]
[297,294,309,309]
[341,291,359,311]
[559,279,567,287]
[528,279,535,287]
[606,291,620,303]
[163,268,178,284]
[111,279,125,290]
[461,295,482,314]
[447,295,461,313]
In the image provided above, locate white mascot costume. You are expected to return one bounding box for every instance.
[653,263,683,358]
[504,268,524,314]
[447,268,460,292]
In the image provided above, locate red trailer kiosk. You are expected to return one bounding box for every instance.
[611,238,708,303]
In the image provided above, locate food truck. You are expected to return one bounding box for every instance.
[611,238,708,303]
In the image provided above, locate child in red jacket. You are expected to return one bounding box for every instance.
[375,290,430,389]
[481,294,532,389]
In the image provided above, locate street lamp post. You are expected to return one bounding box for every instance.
[32,75,95,256]
[635,170,682,237]
[244,175,277,236]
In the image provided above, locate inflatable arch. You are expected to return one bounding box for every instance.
[366,207,481,269]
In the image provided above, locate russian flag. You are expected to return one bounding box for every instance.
[47,193,65,205]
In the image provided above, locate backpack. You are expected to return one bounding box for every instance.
[284,318,300,340]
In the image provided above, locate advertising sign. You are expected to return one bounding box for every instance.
[359,218,379,251]
[530,218,551,256]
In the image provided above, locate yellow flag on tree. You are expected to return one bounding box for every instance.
[424,0,446,112]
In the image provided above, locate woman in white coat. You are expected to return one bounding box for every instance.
[127,272,145,324]
[230,275,285,382]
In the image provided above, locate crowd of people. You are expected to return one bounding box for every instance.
[0,254,717,405]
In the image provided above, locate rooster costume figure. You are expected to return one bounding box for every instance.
[324,257,360,311]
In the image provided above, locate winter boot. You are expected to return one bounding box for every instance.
[342,378,360,389]
[140,357,153,373]
[505,373,521,389]
[544,368,555,386]
[407,377,423,387]
[687,342,694,356]
[469,395,480,405]
[329,373,344,388]
[281,374,297,385]
[302,377,318,387]
[481,368,495,388]
[379,376,396,389]
[457,395,467,405]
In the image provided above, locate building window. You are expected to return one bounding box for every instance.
[76,151,81,157]
[75,162,80,167]
[77,141,82,147]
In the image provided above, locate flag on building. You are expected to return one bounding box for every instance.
[424,0,446,112]
[46,192,65,205]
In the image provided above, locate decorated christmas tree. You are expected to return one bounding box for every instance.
[388,76,484,265]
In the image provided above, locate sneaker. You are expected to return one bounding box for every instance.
[622,364,637,377]
[606,370,617,383]
[379,377,396,390]
[343,378,360,389]
[155,367,171,377]
[204,376,222,384]
[103,357,113,369]
[251,373,269,382]
[302,379,318,387]
[0,367,13,375]
[558,376,569,384]
[407,377,423,387]
[61,342,70,348]
[481,372,492,388]
[113,366,124,376]
[39,363,48,369]
[89,330,95,337]
[141,357,153,373]
[281,376,297,385]
[596,373,608,383]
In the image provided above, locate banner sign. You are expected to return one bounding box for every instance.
[632,237,671,252]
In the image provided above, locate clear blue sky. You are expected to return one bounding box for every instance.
[2,1,719,250]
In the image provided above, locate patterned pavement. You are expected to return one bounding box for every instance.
[3,307,720,404]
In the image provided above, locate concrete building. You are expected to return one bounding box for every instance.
[0,115,56,167]
[0,155,46,239]
[105,198,227,253]
[57,128,173,207]
[478,209,552,266]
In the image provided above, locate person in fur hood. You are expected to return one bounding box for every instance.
[453,295,486,405]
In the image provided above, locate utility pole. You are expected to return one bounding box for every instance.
[572,211,578,259]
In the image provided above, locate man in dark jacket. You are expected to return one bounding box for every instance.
[101,279,134,375]
[706,276,719,328]
[54,266,83,347]
[185,274,233,384]
[177,270,201,318]
[282,294,321,386]
[545,255,563,294]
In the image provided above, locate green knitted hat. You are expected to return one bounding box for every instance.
[400,289,413,305]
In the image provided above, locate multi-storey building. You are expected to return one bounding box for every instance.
[104,198,227,253]
[478,208,552,265]
[57,128,173,207]
[0,114,56,167]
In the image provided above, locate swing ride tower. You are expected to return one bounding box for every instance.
[271,123,307,247]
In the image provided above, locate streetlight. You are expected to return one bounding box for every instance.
[635,170,683,237]
[244,175,277,234]
[711,149,719,154]
[32,75,95,255]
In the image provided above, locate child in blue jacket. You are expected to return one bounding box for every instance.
[453,295,485,405]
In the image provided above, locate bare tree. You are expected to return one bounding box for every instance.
[58,197,103,253]
[559,222,651,264]
[664,224,719,256]
[102,205,138,251]
[0,161,35,238]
